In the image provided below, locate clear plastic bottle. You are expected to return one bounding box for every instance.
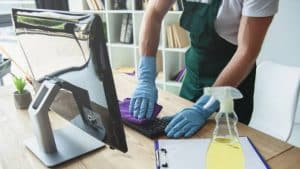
[205,87,245,169]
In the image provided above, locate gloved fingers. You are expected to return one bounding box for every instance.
[161,115,175,122]
[172,130,184,138]
[129,98,136,115]
[184,126,200,138]
[172,119,189,132]
[164,115,184,133]
[138,98,149,119]
[145,100,155,119]
[173,123,192,138]
[166,119,188,138]
[133,98,142,118]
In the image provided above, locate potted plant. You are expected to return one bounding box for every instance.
[13,76,32,109]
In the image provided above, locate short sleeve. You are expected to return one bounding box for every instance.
[242,0,279,17]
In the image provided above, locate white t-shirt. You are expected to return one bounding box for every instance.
[215,0,279,45]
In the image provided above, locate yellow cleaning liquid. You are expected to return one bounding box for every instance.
[206,138,245,169]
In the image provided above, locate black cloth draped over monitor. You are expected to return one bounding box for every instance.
[35,0,69,11]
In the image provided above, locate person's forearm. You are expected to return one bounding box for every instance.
[213,49,256,87]
[139,0,174,57]
[139,10,162,56]
[213,16,273,87]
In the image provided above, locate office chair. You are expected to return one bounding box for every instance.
[249,61,300,144]
[289,116,300,147]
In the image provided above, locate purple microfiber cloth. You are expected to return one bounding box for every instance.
[125,71,135,76]
[118,98,163,125]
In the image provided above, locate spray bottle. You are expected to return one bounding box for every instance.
[205,86,245,169]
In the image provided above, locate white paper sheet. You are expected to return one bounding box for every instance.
[155,137,268,169]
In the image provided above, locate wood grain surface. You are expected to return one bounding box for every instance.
[0,73,298,169]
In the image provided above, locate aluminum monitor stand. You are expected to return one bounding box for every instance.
[24,80,105,167]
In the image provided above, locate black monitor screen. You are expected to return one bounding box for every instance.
[12,8,127,152]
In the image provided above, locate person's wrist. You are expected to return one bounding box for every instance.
[193,95,219,119]
[138,56,156,83]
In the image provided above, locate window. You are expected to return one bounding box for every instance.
[0,0,36,26]
[0,0,36,14]
[0,14,11,27]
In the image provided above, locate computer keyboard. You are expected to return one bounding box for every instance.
[122,118,169,139]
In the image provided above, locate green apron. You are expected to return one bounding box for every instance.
[179,0,256,124]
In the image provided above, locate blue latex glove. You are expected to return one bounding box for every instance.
[164,95,219,138]
[129,56,158,119]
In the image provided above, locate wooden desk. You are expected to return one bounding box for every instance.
[0,73,299,169]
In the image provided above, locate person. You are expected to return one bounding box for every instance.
[129,0,279,138]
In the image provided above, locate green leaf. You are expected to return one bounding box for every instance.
[13,76,26,94]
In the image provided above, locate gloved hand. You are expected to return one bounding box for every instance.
[164,95,219,138]
[129,56,158,119]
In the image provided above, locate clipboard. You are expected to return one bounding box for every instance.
[154,137,270,169]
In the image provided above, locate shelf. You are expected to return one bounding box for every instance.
[164,47,189,53]
[109,47,135,70]
[67,1,187,96]
[133,45,163,51]
[166,81,182,87]
[107,10,134,14]
[134,10,144,14]
[167,11,183,15]
[73,10,134,14]
[72,10,181,15]
[133,10,182,15]
[155,80,164,85]
[73,10,106,14]
[107,43,134,48]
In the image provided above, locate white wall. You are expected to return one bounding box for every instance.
[257,0,300,123]
[0,0,35,14]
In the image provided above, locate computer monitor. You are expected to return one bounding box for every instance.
[12,8,127,167]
